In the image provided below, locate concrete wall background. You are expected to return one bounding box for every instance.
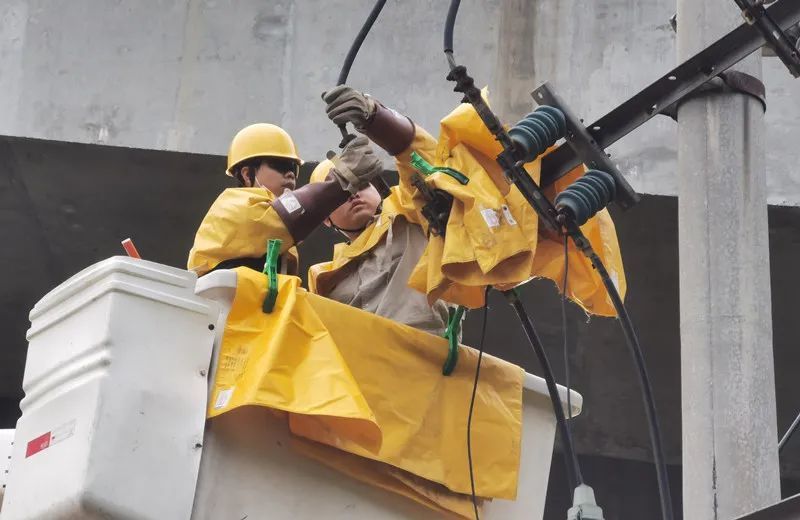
[1,0,798,202]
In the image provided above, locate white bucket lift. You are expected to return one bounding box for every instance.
[0,258,219,519]
[0,258,582,519]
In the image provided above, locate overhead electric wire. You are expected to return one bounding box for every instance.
[505,289,584,491]
[337,0,388,86]
[466,287,491,520]
[443,0,461,69]
[334,0,388,143]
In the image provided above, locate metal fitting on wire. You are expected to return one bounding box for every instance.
[555,169,616,226]
[508,106,567,163]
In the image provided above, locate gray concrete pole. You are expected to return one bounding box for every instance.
[494,0,536,124]
[677,1,780,519]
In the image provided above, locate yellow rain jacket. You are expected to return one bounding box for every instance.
[392,96,626,315]
[187,187,299,276]
[210,267,524,516]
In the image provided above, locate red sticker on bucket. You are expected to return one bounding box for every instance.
[26,432,51,458]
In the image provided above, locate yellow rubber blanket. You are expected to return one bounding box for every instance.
[395,92,626,316]
[209,267,524,511]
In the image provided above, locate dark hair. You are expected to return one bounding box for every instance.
[232,158,265,187]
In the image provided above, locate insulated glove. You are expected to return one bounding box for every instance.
[323,86,377,130]
[330,136,384,194]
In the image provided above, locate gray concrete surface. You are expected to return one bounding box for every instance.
[677,0,780,516]
[1,1,798,203]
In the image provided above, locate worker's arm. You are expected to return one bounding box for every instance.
[272,135,384,241]
[324,86,416,156]
[323,86,438,213]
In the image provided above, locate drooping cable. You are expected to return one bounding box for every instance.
[466,287,491,520]
[565,222,673,520]
[562,236,573,427]
[504,290,583,490]
[554,169,672,518]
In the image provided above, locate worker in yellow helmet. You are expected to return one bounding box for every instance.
[306,159,452,336]
[187,123,383,275]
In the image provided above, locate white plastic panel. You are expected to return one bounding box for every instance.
[2,257,219,520]
[0,429,14,511]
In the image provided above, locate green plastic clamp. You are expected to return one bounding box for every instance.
[442,305,466,376]
[262,238,282,313]
[410,152,470,185]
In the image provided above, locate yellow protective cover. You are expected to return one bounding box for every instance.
[290,436,484,519]
[187,187,299,276]
[210,268,524,506]
[392,94,626,316]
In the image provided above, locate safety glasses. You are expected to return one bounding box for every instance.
[264,157,299,175]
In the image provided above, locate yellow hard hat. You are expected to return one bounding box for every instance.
[309,159,335,184]
[226,123,302,176]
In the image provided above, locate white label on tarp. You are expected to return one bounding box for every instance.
[481,208,500,229]
[214,387,234,410]
[501,205,518,226]
[279,192,303,214]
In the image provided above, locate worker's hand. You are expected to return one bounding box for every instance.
[330,136,384,193]
[323,86,377,130]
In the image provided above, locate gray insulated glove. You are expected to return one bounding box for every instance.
[330,136,384,194]
[323,85,377,130]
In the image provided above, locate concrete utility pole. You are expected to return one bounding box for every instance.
[677,1,780,518]
[494,0,536,124]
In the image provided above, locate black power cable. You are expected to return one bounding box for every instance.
[444,0,461,68]
[565,222,674,520]
[337,0,388,86]
[443,2,673,517]
[504,289,584,491]
[334,0,388,146]
[562,236,573,426]
[466,287,491,520]
[445,0,584,500]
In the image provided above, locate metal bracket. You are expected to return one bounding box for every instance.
[540,0,800,189]
[532,83,640,211]
[734,0,800,76]
[659,71,767,120]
